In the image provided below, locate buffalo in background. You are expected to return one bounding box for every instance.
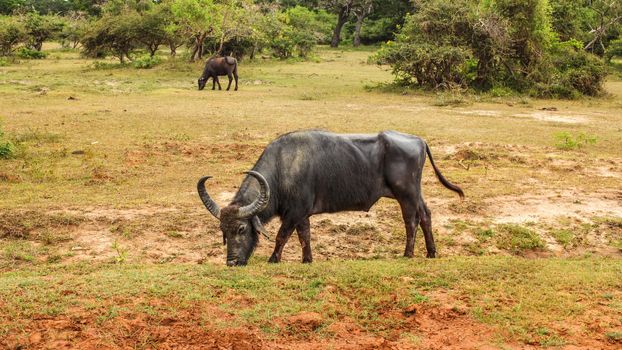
[198,56,238,91]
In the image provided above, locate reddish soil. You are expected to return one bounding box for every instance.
[0,303,520,350]
[4,301,619,350]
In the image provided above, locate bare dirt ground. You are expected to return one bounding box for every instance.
[5,303,502,350]
[5,141,620,266]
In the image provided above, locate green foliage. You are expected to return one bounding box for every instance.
[554,131,597,150]
[605,331,622,342]
[0,15,26,56]
[132,54,161,69]
[15,46,47,59]
[376,0,608,98]
[22,13,65,51]
[59,14,88,49]
[0,122,16,159]
[551,229,574,247]
[549,0,591,42]
[541,41,607,98]
[605,39,622,62]
[81,11,141,62]
[91,61,127,70]
[497,224,545,253]
[265,6,331,59]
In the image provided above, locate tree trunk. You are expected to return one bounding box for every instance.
[149,44,158,57]
[190,33,206,61]
[169,43,177,57]
[331,7,349,48]
[353,14,364,47]
[218,33,226,56]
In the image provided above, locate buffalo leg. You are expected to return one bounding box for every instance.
[419,200,436,258]
[211,76,216,90]
[226,73,233,91]
[398,200,420,258]
[296,218,312,263]
[233,69,238,91]
[215,76,222,90]
[268,223,295,263]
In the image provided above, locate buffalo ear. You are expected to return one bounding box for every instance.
[252,216,270,240]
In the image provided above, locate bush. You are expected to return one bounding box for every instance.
[549,41,607,97]
[132,54,161,69]
[265,6,330,59]
[554,131,597,150]
[375,0,607,98]
[0,123,15,159]
[15,47,47,59]
[497,224,545,253]
[605,39,622,63]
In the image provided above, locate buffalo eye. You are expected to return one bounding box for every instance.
[237,224,247,234]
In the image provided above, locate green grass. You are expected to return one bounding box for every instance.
[0,257,620,344]
[496,224,545,253]
[551,229,575,248]
[0,44,621,208]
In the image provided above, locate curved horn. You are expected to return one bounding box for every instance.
[237,171,270,218]
[197,176,221,219]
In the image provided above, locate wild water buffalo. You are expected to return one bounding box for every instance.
[198,56,238,91]
[198,130,464,266]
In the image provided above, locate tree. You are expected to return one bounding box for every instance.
[321,0,353,47]
[22,12,64,51]
[59,12,88,49]
[136,5,171,57]
[0,15,27,56]
[81,10,141,62]
[351,0,372,46]
[170,0,218,61]
[214,0,256,56]
[583,0,622,55]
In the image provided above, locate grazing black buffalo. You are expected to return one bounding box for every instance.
[198,56,238,91]
[198,130,464,266]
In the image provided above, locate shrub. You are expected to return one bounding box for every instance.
[375,0,607,98]
[132,54,161,69]
[605,38,622,63]
[496,224,545,253]
[15,47,47,59]
[548,41,607,97]
[265,6,329,59]
[0,123,15,159]
[554,132,597,150]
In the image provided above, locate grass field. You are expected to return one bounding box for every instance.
[1,44,621,349]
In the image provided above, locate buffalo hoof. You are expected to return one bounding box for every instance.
[302,258,313,264]
[268,255,280,263]
[426,251,437,258]
[403,252,414,258]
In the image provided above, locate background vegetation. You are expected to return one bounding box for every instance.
[2,0,621,97]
